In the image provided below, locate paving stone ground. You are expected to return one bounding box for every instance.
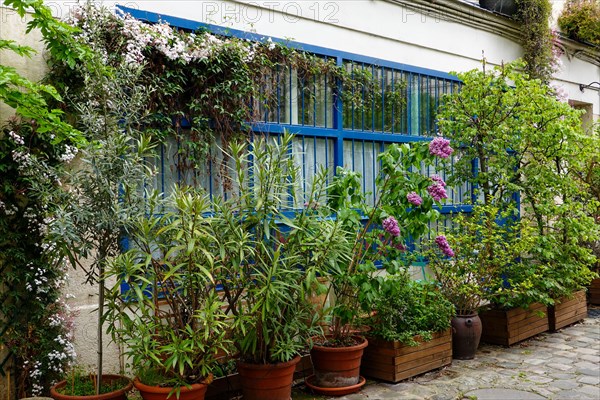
[292,306,600,400]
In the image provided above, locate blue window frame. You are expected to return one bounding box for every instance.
[119,6,476,271]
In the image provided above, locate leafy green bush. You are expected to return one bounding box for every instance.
[105,188,229,388]
[427,205,553,313]
[558,0,600,46]
[365,274,454,346]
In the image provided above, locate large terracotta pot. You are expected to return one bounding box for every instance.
[310,336,368,388]
[133,378,208,400]
[451,313,482,360]
[50,375,132,400]
[236,355,300,400]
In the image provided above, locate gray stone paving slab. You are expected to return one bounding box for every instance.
[578,375,600,385]
[578,384,600,398]
[291,309,600,400]
[464,388,545,399]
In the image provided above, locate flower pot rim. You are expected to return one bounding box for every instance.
[454,312,479,318]
[132,377,209,394]
[304,374,366,396]
[50,375,132,400]
[311,335,368,351]
[236,354,301,370]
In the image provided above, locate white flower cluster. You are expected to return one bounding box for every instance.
[8,131,25,145]
[59,145,79,163]
[0,200,19,217]
[119,12,231,65]
[28,361,43,396]
[11,149,32,169]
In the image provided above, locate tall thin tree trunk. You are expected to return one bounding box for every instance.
[96,262,104,394]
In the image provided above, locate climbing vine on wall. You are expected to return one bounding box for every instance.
[48,3,404,186]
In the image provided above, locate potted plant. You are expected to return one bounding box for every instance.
[50,368,133,400]
[426,205,549,355]
[307,138,454,394]
[437,60,598,345]
[558,0,600,46]
[103,188,229,400]
[210,133,343,400]
[46,74,152,398]
[360,274,455,382]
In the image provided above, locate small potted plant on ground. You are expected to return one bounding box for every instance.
[50,368,133,400]
[360,274,455,382]
[104,188,230,400]
[308,137,454,394]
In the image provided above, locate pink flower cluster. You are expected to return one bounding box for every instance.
[429,137,454,159]
[407,192,423,206]
[382,216,400,237]
[435,235,454,257]
[427,175,448,202]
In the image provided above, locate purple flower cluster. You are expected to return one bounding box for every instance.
[428,185,447,202]
[429,137,454,159]
[430,174,446,187]
[435,235,455,257]
[382,216,400,237]
[407,192,423,206]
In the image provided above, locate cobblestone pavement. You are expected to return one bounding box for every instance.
[292,308,600,400]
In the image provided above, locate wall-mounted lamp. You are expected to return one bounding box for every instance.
[579,82,600,92]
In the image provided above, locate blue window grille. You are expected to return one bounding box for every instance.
[119,7,476,271]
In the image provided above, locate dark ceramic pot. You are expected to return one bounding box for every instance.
[451,313,482,360]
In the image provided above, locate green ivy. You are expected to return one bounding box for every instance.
[516,0,554,83]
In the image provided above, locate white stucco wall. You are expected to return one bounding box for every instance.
[0,7,48,122]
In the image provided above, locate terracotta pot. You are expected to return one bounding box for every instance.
[236,356,300,400]
[451,313,482,360]
[50,375,132,400]
[479,0,517,16]
[310,336,368,389]
[133,378,208,400]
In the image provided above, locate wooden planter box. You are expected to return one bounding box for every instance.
[549,290,587,331]
[205,354,313,400]
[480,302,548,346]
[589,278,600,305]
[360,329,452,383]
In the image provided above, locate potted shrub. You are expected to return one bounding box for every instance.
[558,0,600,46]
[539,228,597,331]
[104,188,230,400]
[437,60,598,345]
[360,274,455,382]
[46,66,152,398]
[210,133,343,400]
[308,138,454,394]
[428,206,551,353]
